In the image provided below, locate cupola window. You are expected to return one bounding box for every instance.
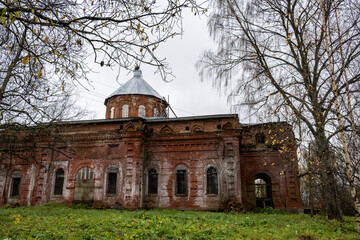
[154,108,159,117]
[138,105,145,117]
[122,105,129,118]
[110,107,115,119]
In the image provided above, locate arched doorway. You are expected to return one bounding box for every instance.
[254,173,273,208]
[74,167,94,202]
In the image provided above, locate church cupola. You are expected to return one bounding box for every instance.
[104,68,168,119]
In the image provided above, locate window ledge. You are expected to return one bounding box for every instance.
[147,193,158,196]
[106,193,117,196]
[175,194,187,197]
[206,194,218,197]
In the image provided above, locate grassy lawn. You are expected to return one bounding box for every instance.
[0,203,357,239]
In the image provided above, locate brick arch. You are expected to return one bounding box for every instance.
[160,125,173,133]
[191,125,203,132]
[71,164,94,179]
[124,123,135,131]
[75,166,94,180]
[222,122,233,130]
[253,170,276,182]
[174,163,188,170]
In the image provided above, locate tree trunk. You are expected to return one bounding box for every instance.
[320,0,360,234]
[315,133,343,221]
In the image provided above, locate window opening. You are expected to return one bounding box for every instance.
[110,107,115,119]
[206,167,218,194]
[122,105,129,118]
[11,172,21,197]
[54,168,65,195]
[138,105,145,117]
[255,132,266,143]
[107,173,117,194]
[176,167,187,195]
[106,167,118,194]
[148,168,158,194]
[154,108,159,117]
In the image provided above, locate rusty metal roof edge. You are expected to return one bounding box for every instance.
[144,114,239,122]
[52,114,239,126]
[241,121,290,127]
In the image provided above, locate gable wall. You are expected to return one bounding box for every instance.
[240,123,302,211]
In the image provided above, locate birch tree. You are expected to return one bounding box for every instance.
[197,0,360,221]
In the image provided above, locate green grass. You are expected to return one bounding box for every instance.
[0,203,358,239]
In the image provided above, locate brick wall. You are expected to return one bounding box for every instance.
[0,116,302,211]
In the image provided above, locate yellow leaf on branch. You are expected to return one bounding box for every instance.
[22,57,29,64]
[37,69,43,79]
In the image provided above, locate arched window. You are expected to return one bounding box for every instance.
[11,172,21,197]
[148,168,158,195]
[176,166,187,195]
[110,107,115,119]
[107,167,118,194]
[206,166,218,194]
[254,174,273,208]
[122,104,129,118]
[255,132,265,144]
[138,105,146,117]
[153,108,159,117]
[76,167,94,180]
[54,168,65,195]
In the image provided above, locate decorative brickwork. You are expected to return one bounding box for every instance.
[0,116,302,211]
[0,70,302,212]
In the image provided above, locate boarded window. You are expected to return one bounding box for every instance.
[206,167,218,194]
[11,172,21,197]
[148,168,158,195]
[54,168,65,195]
[76,167,94,180]
[74,167,94,202]
[122,105,129,118]
[138,105,145,117]
[176,167,187,195]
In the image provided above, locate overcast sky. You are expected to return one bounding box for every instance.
[78,9,231,119]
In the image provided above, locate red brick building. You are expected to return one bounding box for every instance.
[0,69,302,212]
